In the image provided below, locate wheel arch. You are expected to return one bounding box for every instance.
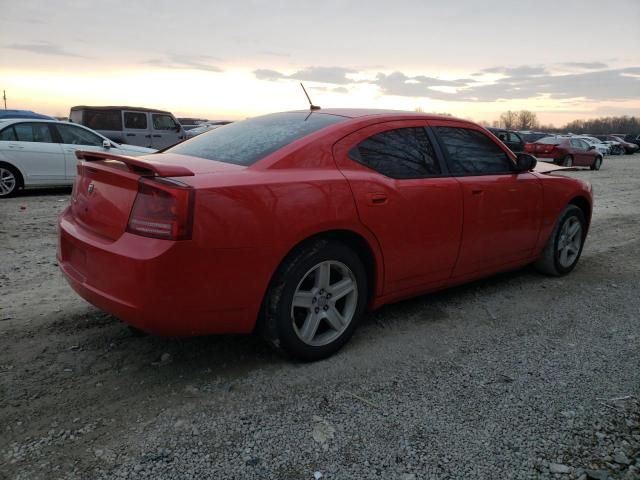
[569,195,591,227]
[0,160,25,188]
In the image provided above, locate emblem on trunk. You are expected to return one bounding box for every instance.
[87,183,95,194]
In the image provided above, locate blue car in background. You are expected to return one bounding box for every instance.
[0,110,54,120]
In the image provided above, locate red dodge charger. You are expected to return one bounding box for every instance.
[58,110,592,360]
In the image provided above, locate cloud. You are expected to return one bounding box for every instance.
[254,63,640,103]
[560,62,608,70]
[253,66,357,84]
[259,50,290,57]
[144,54,222,72]
[4,42,85,58]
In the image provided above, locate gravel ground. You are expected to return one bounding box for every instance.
[1,155,639,480]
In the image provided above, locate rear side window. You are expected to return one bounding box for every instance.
[349,127,440,178]
[167,112,347,166]
[124,112,148,130]
[0,126,17,141]
[13,123,54,143]
[435,126,514,174]
[536,136,561,144]
[152,114,178,130]
[56,124,104,146]
[83,109,123,131]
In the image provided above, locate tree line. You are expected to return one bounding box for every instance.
[492,110,640,135]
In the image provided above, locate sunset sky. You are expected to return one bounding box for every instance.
[1,0,639,126]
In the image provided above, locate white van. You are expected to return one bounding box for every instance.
[69,106,186,149]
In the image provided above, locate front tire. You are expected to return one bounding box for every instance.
[0,164,20,198]
[534,205,586,276]
[590,156,602,171]
[259,239,368,361]
[562,155,574,167]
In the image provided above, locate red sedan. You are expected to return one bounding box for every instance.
[525,135,603,170]
[58,110,592,360]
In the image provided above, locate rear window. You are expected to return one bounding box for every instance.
[536,136,562,144]
[167,112,347,165]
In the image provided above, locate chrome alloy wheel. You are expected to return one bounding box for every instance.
[557,216,582,268]
[0,167,17,196]
[291,260,358,347]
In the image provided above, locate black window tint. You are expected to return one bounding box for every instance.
[0,126,17,141]
[56,124,103,146]
[167,112,347,166]
[13,123,54,143]
[84,109,122,130]
[124,112,148,129]
[152,114,177,130]
[349,127,440,178]
[435,127,514,174]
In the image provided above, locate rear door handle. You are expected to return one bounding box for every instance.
[152,134,161,138]
[145,134,151,138]
[7,144,24,149]
[366,193,388,205]
[471,189,483,195]
[125,133,136,137]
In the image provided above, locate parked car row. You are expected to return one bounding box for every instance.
[0,118,156,197]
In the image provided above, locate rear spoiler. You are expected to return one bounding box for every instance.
[75,150,194,177]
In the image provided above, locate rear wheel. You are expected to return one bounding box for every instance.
[259,239,368,361]
[0,164,20,198]
[590,156,602,171]
[534,205,586,276]
[562,155,573,167]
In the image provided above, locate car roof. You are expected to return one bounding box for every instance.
[70,105,173,114]
[286,108,461,122]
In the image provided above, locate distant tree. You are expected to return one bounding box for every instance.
[515,110,539,130]
[414,106,424,113]
[499,110,518,129]
[562,115,639,135]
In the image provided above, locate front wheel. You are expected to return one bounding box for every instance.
[590,156,602,171]
[259,239,368,361]
[534,205,586,276]
[562,155,573,167]
[0,165,20,198]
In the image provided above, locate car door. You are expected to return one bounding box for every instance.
[333,120,463,295]
[54,123,110,180]
[150,113,183,149]
[429,120,543,278]
[122,110,151,148]
[2,122,66,184]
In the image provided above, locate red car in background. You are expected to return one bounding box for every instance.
[58,110,593,361]
[525,136,604,170]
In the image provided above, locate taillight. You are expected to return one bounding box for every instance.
[126,177,194,240]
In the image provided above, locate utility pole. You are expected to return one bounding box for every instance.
[2,90,6,110]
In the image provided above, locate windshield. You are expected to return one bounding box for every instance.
[167,112,347,165]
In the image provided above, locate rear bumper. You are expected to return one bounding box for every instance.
[57,208,266,336]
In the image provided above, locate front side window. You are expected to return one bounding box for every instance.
[167,112,347,166]
[13,123,54,143]
[152,114,178,130]
[435,127,514,174]
[124,112,148,130]
[0,126,17,141]
[349,127,440,179]
[56,124,103,146]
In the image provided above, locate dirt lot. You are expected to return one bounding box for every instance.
[1,156,639,480]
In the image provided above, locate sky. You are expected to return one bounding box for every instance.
[1,0,639,126]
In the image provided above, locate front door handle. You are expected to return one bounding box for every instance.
[471,189,483,195]
[125,133,136,137]
[152,134,162,138]
[366,193,388,205]
[7,144,24,149]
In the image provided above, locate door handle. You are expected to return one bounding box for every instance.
[471,189,483,195]
[126,133,136,137]
[152,134,161,138]
[7,144,24,149]
[366,193,388,205]
[145,134,151,138]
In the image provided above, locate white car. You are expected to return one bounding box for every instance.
[0,119,156,197]
[577,136,610,156]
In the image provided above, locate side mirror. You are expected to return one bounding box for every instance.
[516,153,537,172]
[587,145,595,151]
[102,139,111,149]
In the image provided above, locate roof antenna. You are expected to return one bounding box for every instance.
[300,83,321,111]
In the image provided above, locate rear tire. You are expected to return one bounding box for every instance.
[0,164,21,198]
[590,156,602,171]
[534,205,586,276]
[259,239,368,361]
[562,155,573,167]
